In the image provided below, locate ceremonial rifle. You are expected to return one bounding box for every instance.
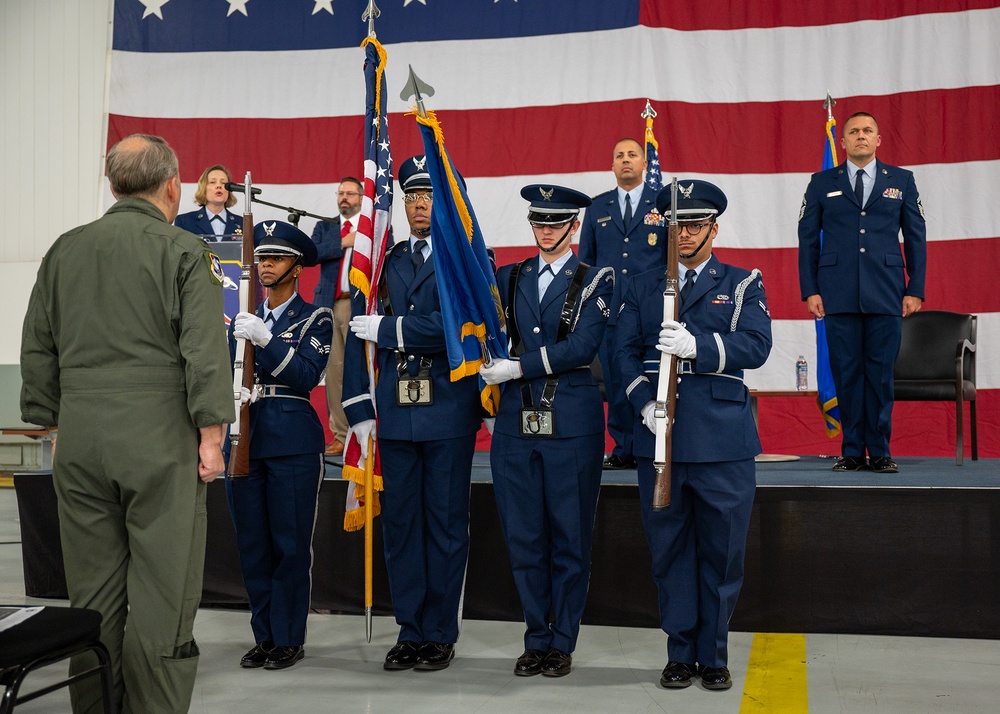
[228,171,260,478]
[652,178,680,510]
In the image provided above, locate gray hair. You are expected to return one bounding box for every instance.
[106,134,179,197]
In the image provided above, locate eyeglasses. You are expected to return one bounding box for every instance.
[337,191,361,198]
[403,193,433,204]
[678,221,713,237]
[529,220,572,229]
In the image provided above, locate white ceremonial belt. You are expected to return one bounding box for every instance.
[256,385,311,402]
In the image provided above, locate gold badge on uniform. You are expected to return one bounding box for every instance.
[648,232,658,246]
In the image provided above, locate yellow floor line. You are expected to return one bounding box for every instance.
[740,632,808,713]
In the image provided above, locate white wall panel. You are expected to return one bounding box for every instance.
[0,0,111,266]
[1,0,111,365]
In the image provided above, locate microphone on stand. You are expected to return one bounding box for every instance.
[225,181,261,196]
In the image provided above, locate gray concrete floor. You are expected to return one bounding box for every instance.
[2,484,998,713]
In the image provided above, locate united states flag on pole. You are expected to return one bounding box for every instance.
[107,0,1000,458]
[341,36,392,532]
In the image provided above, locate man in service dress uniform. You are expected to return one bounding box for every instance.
[20,134,233,713]
[614,180,772,691]
[480,184,613,678]
[343,156,483,672]
[226,221,333,670]
[579,138,668,471]
[798,111,926,473]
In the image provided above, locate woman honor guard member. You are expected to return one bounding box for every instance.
[225,220,333,670]
[480,185,614,678]
[614,180,771,691]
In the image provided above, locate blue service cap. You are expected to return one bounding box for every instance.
[655,179,728,220]
[398,155,432,192]
[253,220,318,267]
[520,184,592,224]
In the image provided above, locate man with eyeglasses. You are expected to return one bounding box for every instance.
[615,180,772,691]
[479,184,613,678]
[579,138,668,472]
[343,156,484,672]
[311,176,364,458]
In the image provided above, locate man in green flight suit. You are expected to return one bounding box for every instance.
[20,133,234,713]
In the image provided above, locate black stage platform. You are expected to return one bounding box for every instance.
[14,455,1000,639]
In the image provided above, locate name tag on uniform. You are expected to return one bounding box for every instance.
[520,407,555,437]
[826,190,843,197]
[396,377,433,406]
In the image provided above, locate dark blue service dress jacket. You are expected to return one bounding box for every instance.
[614,254,772,463]
[175,208,244,241]
[578,184,666,325]
[798,158,926,315]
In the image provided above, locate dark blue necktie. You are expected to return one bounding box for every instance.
[412,244,425,270]
[623,193,633,226]
[854,169,865,206]
[680,269,697,305]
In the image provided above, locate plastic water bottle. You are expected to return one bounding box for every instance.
[795,355,808,391]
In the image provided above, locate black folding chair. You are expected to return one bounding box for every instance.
[0,606,114,713]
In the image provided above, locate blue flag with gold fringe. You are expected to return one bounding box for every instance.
[816,116,842,438]
[414,111,509,416]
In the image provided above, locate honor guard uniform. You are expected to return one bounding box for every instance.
[480,185,613,678]
[614,180,772,691]
[343,156,484,672]
[225,220,333,670]
[579,139,668,471]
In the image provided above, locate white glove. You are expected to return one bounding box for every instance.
[479,358,522,385]
[656,320,697,359]
[347,419,377,459]
[233,312,272,347]
[238,386,259,406]
[640,400,658,435]
[483,418,495,435]
[349,315,384,343]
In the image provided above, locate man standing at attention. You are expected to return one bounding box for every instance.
[579,137,667,470]
[311,177,364,457]
[615,180,771,691]
[798,112,926,473]
[20,133,234,713]
[343,156,483,672]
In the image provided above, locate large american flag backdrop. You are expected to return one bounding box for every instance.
[108,0,1000,458]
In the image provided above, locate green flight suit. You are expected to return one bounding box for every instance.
[20,197,234,714]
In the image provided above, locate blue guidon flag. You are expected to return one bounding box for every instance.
[414,110,509,416]
[815,113,842,438]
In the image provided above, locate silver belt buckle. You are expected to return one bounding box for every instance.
[677,360,694,375]
[396,377,433,405]
[519,407,555,437]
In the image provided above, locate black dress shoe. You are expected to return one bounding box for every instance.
[240,642,273,669]
[659,661,697,688]
[699,665,732,690]
[384,640,421,671]
[603,454,637,470]
[832,456,867,472]
[514,649,546,677]
[870,457,899,473]
[263,645,304,670]
[540,648,572,677]
[414,642,455,671]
